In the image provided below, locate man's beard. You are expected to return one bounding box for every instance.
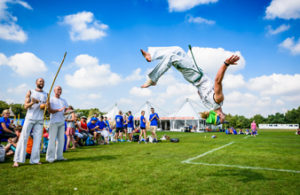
[37,84,43,89]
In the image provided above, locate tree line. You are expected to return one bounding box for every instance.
[0,100,299,128]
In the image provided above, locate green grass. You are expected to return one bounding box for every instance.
[1,130,300,195]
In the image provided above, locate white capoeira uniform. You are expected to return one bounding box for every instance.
[14,90,47,164]
[46,96,68,162]
[147,46,222,110]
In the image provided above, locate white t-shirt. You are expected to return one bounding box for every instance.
[50,96,68,124]
[25,90,48,120]
[196,75,222,110]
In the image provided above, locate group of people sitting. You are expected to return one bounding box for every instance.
[0,106,160,160]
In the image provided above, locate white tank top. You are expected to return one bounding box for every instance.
[25,89,48,120]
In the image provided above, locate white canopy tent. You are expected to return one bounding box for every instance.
[104,103,120,121]
[168,98,207,132]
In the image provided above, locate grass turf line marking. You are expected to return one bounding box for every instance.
[182,141,300,174]
[243,136,250,139]
[181,142,234,164]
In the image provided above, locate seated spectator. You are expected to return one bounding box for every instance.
[0,109,16,142]
[87,117,100,144]
[75,116,89,145]
[238,129,244,134]
[26,134,33,159]
[296,128,300,135]
[41,127,49,153]
[5,125,22,156]
[245,129,250,135]
[97,116,107,144]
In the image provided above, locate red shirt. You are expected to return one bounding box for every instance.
[79,121,88,133]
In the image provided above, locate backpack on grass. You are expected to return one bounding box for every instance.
[85,136,94,146]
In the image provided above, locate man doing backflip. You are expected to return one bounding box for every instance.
[140,46,240,124]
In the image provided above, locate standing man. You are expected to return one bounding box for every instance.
[139,110,147,144]
[115,111,124,142]
[46,86,68,163]
[251,120,257,137]
[13,78,48,167]
[127,111,134,142]
[149,108,159,142]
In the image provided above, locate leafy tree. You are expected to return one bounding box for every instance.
[10,104,26,118]
[249,114,266,124]
[285,106,300,125]
[0,100,9,115]
[75,109,89,118]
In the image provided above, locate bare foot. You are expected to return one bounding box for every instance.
[12,162,19,167]
[141,79,156,88]
[140,49,151,62]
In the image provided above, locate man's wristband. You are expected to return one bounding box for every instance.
[224,61,230,66]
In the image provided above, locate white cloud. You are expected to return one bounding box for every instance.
[188,47,246,77]
[125,68,144,81]
[0,0,31,42]
[279,37,300,55]
[87,93,101,99]
[129,86,152,97]
[266,24,290,35]
[187,15,215,25]
[168,0,218,12]
[65,54,121,88]
[7,83,29,95]
[223,74,246,89]
[265,0,300,19]
[62,11,108,41]
[0,52,47,76]
[224,91,274,117]
[119,98,134,105]
[248,74,300,96]
[275,99,285,105]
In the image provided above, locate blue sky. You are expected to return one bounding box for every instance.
[0,0,299,117]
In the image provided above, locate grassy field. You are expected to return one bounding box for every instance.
[1,130,299,195]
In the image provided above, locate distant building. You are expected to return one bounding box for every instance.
[258,124,299,129]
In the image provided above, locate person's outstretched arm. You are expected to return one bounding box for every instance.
[214,55,240,103]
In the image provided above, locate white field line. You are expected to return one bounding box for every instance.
[181,142,234,163]
[182,141,300,174]
[243,136,250,139]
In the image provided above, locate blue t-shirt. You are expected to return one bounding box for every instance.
[105,120,110,128]
[149,113,159,126]
[115,115,123,128]
[140,115,146,128]
[87,122,98,131]
[21,119,25,126]
[127,115,134,128]
[0,117,10,134]
[97,121,106,130]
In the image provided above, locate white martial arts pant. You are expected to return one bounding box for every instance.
[148,46,202,84]
[46,122,65,162]
[147,46,221,110]
[13,119,43,164]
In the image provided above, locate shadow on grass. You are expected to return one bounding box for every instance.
[61,154,119,163]
[208,169,272,182]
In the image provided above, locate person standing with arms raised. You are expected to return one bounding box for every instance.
[149,108,159,142]
[46,86,68,163]
[13,78,48,167]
